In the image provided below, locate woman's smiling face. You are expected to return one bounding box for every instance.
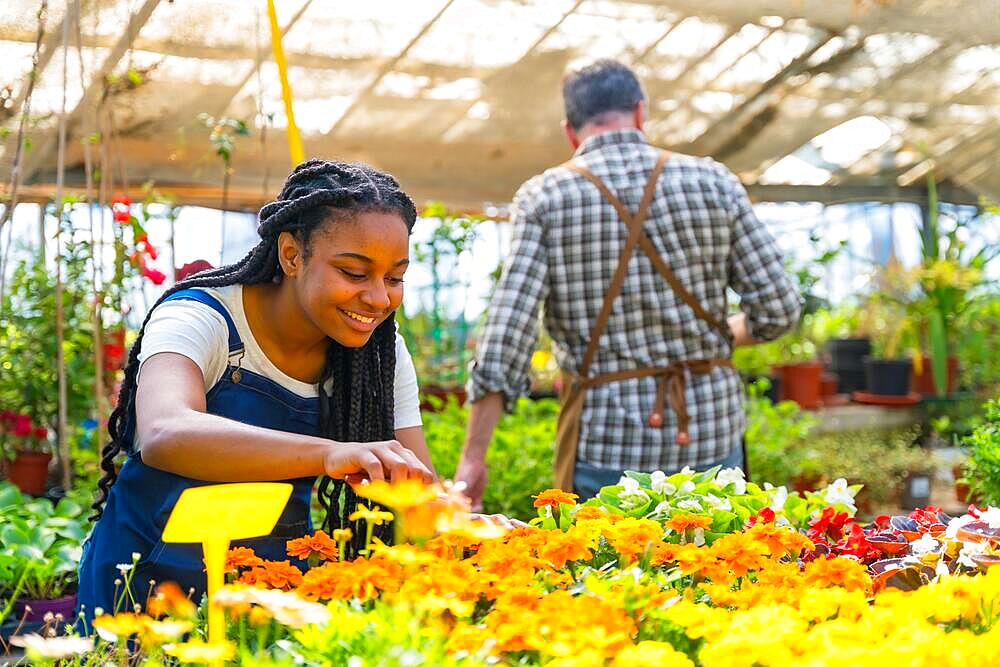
[289,210,410,348]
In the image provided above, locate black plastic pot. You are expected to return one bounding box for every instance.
[827,338,871,393]
[864,358,913,396]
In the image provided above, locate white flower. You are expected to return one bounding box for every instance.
[678,481,696,495]
[692,528,706,547]
[935,560,950,579]
[648,500,672,517]
[703,494,732,512]
[978,507,1000,529]
[679,466,695,476]
[768,486,789,512]
[716,468,746,495]
[910,533,940,556]
[677,499,703,512]
[131,552,142,562]
[956,541,989,569]
[214,586,330,628]
[822,478,857,512]
[617,477,651,510]
[11,634,93,659]
[946,514,977,540]
[650,471,677,496]
[115,563,134,576]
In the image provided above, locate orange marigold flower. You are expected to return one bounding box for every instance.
[297,559,402,601]
[238,560,303,591]
[574,506,618,522]
[532,489,579,509]
[745,522,813,558]
[802,555,872,593]
[286,530,338,562]
[664,513,713,534]
[146,581,197,619]
[225,547,264,573]
[603,518,664,564]
[537,531,595,568]
[709,532,769,577]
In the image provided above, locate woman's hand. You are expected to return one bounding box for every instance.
[324,440,434,483]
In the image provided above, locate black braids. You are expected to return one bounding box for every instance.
[92,159,417,563]
[92,240,280,518]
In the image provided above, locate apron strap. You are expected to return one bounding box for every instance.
[563,150,671,378]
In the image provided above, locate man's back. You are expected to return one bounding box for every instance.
[468,128,800,473]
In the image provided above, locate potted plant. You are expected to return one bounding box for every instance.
[744,379,817,489]
[1,413,52,495]
[958,399,1000,507]
[860,268,919,398]
[0,482,87,630]
[908,176,995,397]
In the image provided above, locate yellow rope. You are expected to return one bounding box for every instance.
[267,0,304,165]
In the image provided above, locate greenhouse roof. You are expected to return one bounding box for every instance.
[1,0,999,212]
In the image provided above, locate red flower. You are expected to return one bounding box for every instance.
[0,411,16,428]
[33,426,48,440]
[142,268,167,285]
[13,414,33,437]
[112,195,132,206]
[103,342,126,371]
[747,507,775,527]
[113,208,131,223]
[807,507,852,543]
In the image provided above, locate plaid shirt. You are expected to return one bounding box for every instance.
[468,129,800,472]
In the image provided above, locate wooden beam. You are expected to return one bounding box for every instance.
[328,0,457,136]
[745,183,981,206]
[686,29,842,155]
[437,0,584,138]
[19,0,163,183]
[745,44,958,182]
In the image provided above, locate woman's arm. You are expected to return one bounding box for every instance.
[394,425,436,478]
[137,352,431,483]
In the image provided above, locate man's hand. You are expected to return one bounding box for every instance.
[455,450,488,512]
[456,392,505,513]
[728,312,756,348]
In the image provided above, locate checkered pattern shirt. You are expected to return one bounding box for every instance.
[468,129,800,472]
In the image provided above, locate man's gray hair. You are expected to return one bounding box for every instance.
[562,59,646,131]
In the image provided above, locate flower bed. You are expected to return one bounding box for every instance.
[12,469,1000,666]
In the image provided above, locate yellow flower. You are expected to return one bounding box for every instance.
[353,478,442,509]
[332,528,353,542]
[348,503,394,525]
[612,641,694,667]
[164,639,235,664]
[142,619,194,645]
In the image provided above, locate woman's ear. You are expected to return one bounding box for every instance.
[276,231,303,279]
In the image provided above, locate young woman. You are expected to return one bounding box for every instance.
[78,160,434,618]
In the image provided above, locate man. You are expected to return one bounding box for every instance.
[456,59,800,507]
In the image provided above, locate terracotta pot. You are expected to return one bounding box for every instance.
[7,449,53,496]
[13,593,77,624]
[820,372,839,398]
[775,361,823,409]
[911,355,959,397]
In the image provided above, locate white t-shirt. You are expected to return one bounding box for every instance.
[135,285,421,449]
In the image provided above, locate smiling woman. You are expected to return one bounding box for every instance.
[76,160,436,624]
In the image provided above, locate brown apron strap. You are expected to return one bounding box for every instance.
[636,235,731,342]
[584,359,734,445]
[563,150,670,377]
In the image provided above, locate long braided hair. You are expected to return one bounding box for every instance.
[91,159,417,556]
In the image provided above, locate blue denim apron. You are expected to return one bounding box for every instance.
[77,289,318,619]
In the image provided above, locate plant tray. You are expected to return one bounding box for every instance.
[851,391,922,407]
